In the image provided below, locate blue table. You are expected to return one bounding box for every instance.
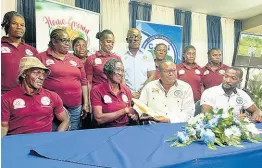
[2,123,262,168]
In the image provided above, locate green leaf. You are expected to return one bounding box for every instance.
[215,138,225,147]
[217,109,223,115]
[165,137,176,142]
[252,136,262,141]
[207,143,217,150]
[212,128,223,134]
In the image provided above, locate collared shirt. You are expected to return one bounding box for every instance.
[121,49,156,92]
[85,51,122,86]
[139,79,195,123]
[36,48,88,108]
[1,85,64,135]
[200,85,254,115]
[91,82,133,128]
[176,63,203,102]
[1,37,38,94]
[202,63,229,90]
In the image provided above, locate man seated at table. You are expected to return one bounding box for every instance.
[138,60,195,123]
[1,57,70,137]
[201,67,262,122]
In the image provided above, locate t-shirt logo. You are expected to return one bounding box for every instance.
[104,95,112,103]
[195,69,201,75]
[69,60,77,66]
[13,98,26,109]
[174,90,183,97]
[41,96,51,106]
[95,58,102,65]
[122,94,129,103]
[204,70,209,76]
[46,59,55,66]
[25,49,33,56]
[152,88,159,93]
[178,69,185,75]
[143,55,148,60]
[236,97,243,104]
[219,69,225,75]
[1,46,11,53]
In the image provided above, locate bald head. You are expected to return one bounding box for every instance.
[127,28,141,37]
[126,28,142,49]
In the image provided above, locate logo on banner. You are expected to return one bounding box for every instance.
[141,34,179,63]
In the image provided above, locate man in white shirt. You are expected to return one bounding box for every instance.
[139,60,195,123]
[201,67,262,122]
[121,28,156,99]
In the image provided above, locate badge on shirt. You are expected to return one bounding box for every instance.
[124,56,128,60]
[178,69,185,75]
[152,88,159,93]
[69,60,77,66]
[104,95,112,103]
[143,55,148,60]
[95,58,102,65]
[195,69,201,75]
[174,90,183,97]
[13,98,26,109]
[41,96,51,106]
[204,70,209,76]
[1,46,11,53]
[122,94,129,103]
[25,49,33,56]
[219,69,225,75]
[46,59,55,66]
[236,97,243,104]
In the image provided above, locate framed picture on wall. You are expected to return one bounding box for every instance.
[233,32,262,68]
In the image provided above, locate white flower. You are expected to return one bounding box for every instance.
[177,131,189,143]
[244,117,251,123]
[221,112,229,119]
[230,125,241,137]
[246,123,259,135]
[224,128,233,138]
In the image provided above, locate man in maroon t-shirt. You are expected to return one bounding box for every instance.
[202,48,229,90]
[1,57,69,137]
[1,11,38,94]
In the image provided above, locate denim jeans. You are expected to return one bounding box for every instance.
[66,105,82,130]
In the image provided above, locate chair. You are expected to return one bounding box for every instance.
[194,100,201,116]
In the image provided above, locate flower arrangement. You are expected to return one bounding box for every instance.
[166,108,262,150]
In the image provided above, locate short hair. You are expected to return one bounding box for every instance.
[72,37,86,48]
[207,48,221,57]
[96,29,114,41]
[1,11,24,35]
[154,43,167,51]
[127,28,140,37]
[183,45,196,55]
[48,29,68,49]
[158,60,174,71]
[227,67,243,79]
[103,59,121,77]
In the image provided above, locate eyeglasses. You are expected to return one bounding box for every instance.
[161,70,177,74]
[114,68,124,74]
[128,35,142,40]
[55,38,71,44]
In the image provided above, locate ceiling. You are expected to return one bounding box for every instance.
[138,0,262,20]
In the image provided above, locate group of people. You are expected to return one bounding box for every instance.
[1,11,262,137]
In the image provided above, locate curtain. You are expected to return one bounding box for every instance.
[183,11,192,48]
[151,5,175,25]
[129,1,151,28]
[55,0,75,6]
[75,0,100,13]
[100,0,129,53]
[1,0,16,37]
[234,20,242,49]
[174,9,182,25]
[221,18,235,66]
[191,12,208,67]
[17,0,36,47]
[207,15,222,50]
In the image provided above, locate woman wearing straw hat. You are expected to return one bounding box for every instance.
[1,57,69,137]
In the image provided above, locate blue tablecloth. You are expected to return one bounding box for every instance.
[2,123,262,168]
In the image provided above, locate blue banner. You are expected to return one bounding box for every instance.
[136,20,183,64]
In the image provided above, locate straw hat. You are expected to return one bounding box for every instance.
[18,57,50,79]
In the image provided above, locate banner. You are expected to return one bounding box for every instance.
[136,20,183,64]
[35,0,100,53]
